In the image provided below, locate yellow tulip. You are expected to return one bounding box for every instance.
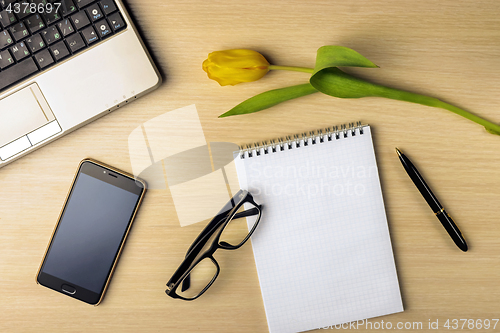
[208,46,500,135]
[202,49,270,86]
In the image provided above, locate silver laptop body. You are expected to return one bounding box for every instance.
[0,0,161,169]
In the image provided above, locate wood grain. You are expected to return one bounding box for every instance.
[2,0,500,332]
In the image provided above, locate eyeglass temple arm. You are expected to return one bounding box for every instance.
[231,207,260,219]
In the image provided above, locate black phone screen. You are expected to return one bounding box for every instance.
[38,161,145,304]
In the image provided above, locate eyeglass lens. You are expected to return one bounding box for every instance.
[219,201,260,247]
[175,257,218,299]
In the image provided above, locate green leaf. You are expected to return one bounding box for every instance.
[219,83,318,118]
[310,45,382,99]
[313,46,378,75]
[311,67,442,102]
[310,68,500,135]
[311,67,384,98]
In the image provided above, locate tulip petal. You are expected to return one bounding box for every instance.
[203,49,270,86]
[208,49,269,69]
[219,83,318,117]
[202,49,269,86]
[206,62,269,86]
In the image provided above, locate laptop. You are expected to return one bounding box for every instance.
[0,0,161,169]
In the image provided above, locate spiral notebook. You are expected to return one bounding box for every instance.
[234,123,403,333]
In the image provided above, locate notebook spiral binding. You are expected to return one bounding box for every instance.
[239,121,366,159]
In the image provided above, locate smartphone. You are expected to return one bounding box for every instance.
[37,159,146,305]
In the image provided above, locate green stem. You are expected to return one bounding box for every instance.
[268,65,314,74]
[372,84,500,135]
[436,101,500,135]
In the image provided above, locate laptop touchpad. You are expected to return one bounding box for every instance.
[0,83,55,147]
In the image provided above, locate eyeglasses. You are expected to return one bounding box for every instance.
[165,189,262,300]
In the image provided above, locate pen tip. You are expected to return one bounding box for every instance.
[460,242,468,252]
[395,147,402,157]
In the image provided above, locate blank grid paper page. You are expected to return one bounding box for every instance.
[235,126,403,333]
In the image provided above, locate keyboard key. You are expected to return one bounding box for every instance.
[107,11,125,32]
[81,25,98,44]
[29,0,51,15]
[10,41,30,61]
[49,40,69,61]
[0,0,16,9]
[9,22,30,42]
[86,3,102,22]
[66,32,84,52]
[41,26,62,45]
[0,9,17,28]
[99,0,116,15]
[0,49,14,69]
[57,18,74,36]
[95,19,111,38]
[70,10,89,30]
[60,0,77,16]
[75,0,96,9]
[25,33,45,53]
[0,30,14,49]
[15,2,32,20]
[25,14,46,33]
[28,0,49,12]
[34,48,53,68]
[42,10,62,25]
[0,57,38,91]
[29,0,48,5]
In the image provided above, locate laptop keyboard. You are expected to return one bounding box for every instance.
[0,0,127,93]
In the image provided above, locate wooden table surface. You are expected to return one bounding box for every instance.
[2,0,500,332]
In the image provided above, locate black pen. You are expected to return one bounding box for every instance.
[395,148,468,252]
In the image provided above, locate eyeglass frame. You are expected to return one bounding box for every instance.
[165,189,262,300]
